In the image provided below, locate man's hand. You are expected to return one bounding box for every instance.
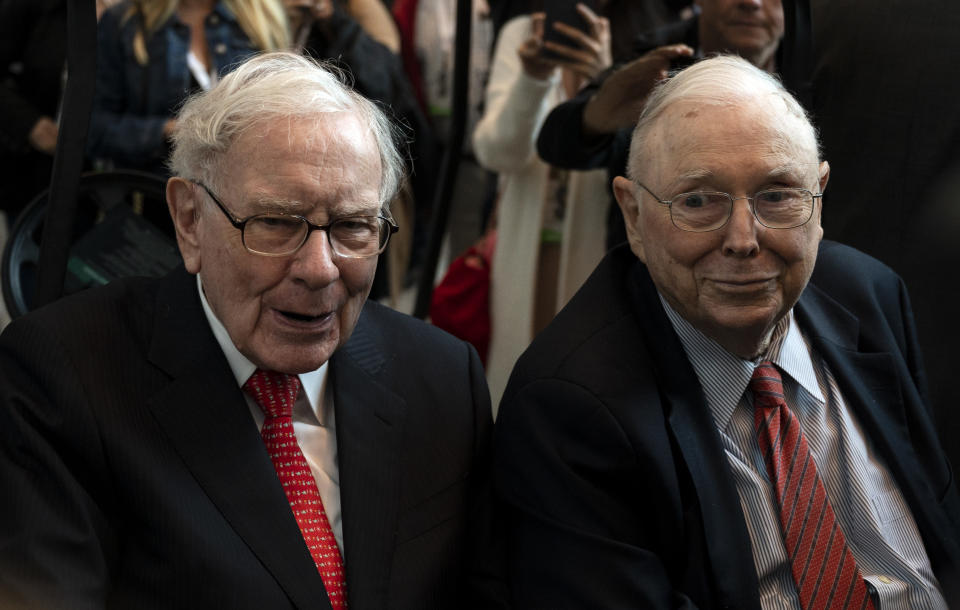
[28,116,58,155]
[582,43,693,137]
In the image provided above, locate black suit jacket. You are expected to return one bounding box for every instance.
[495,241,960,608]
[0,269,503,609]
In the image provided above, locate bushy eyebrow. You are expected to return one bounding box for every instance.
[247,195,303,214]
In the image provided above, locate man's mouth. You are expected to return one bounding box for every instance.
[728,20,765,29]
[277,309,331,323]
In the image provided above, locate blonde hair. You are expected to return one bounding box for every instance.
[125,0,289,66]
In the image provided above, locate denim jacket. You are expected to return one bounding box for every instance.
[88,0,257,173]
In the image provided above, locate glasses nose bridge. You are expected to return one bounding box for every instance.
[300,220,337,254]
[726,193,762,226]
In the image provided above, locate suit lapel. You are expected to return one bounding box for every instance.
[628,263,761,610]
[795,284,912,468]
[144,270,330,609]
[331,309,406,609]
[796,283,960,570]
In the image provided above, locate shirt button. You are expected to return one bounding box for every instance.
[877,575,894,584]
[214,43,227,55]
[209,13,220,24]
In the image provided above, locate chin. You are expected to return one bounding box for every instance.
[706,306,781,339]
[249,342,339,375]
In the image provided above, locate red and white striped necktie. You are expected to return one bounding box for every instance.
[751,361,874,610]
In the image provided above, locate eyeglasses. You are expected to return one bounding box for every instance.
[196,182,398,258]
[635,182,823,232]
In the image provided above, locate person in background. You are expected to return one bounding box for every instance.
[538,0,784,248]
[289,0,439,297]
[286,0,399,52]
[87,0,288,176]
[0,52,503,609]
[496,55,959,607]
[0,0,67,226]
[472,3,611,408]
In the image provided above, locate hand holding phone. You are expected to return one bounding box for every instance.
[538,1,611,80]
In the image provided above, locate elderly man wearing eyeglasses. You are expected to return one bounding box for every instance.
[0,52,504,610]
[495,55,959,609]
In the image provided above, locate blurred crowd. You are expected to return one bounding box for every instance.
[0,0,957,459]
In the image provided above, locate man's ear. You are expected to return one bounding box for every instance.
[612,176,647,262]
[814,160,830,241]
[167,177,203,274]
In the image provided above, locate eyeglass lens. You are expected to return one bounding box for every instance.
[670,189,814,231]
[243,215,388,257]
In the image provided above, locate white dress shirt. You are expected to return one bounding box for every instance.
[197,276,344,555]
[661,296,946,609]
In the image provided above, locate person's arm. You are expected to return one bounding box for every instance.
[0,0,59,155]
[344,0,399,54]
[0,320,115,610]
[86,6,170,166]
[535,86,613,169]
[472,16,561,172]
[536,43,692,170]
[304,1,398,101]
[580,43,691,137]
[495,377,698,608]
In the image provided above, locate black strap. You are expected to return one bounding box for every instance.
[34,0,97,307]
[413,0,472,318]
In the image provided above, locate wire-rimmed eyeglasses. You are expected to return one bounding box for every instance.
[635,181,823,232]
[196,182,398,258]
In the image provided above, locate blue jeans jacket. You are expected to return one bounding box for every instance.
[88,0,258,174]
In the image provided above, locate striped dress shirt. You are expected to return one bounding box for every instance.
[661,298,946,609]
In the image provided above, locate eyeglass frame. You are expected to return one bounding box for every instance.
[633,181,824,232]
[194,181,399,258]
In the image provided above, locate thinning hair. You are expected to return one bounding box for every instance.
[168,51,406,211]
[626,55,820,182]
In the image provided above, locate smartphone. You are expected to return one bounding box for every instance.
[541,0,598,60]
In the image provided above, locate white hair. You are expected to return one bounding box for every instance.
[168,51,406,211]
[626,55,820,182]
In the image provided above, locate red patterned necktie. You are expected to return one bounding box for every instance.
[750,361,874,610]
[244,369,347,608]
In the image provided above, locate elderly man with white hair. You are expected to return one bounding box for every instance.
[495,55,959,608]
[0,52,503,609]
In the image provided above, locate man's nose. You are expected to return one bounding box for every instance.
[721,197,760,257]
[290,229,340,287]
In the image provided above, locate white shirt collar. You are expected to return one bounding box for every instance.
[196,274,330,425]
[659,295,824,430]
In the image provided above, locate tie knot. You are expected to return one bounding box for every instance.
[244,369,301,418]
[749,360,786,411]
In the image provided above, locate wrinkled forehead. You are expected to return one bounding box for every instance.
[235,112,375,155]
[638,97,819,184]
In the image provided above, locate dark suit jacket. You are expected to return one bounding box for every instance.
[495,241,960,608]
[0,268,503,609]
